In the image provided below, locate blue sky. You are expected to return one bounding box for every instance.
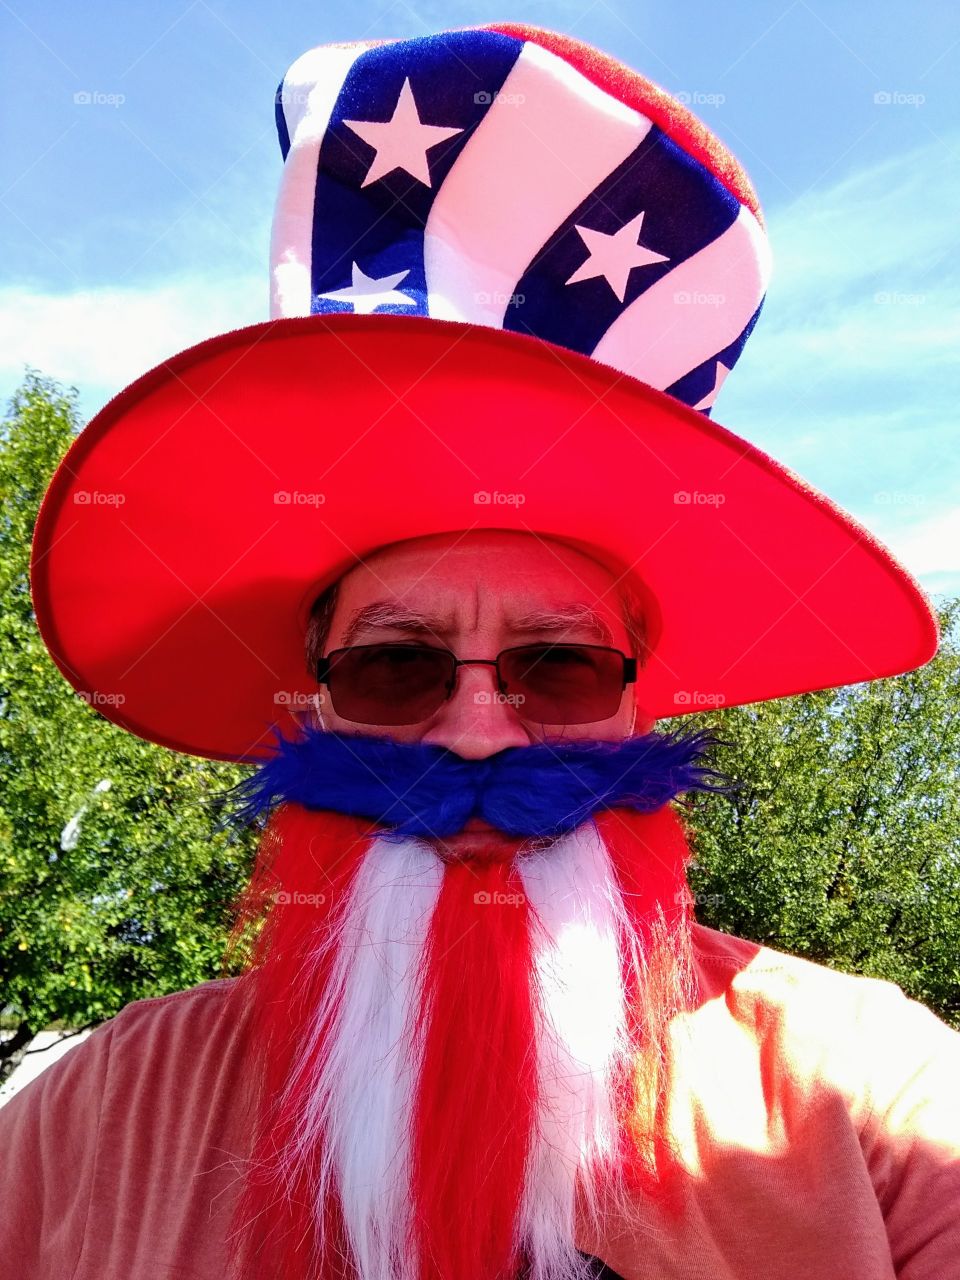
[2,0,958,597]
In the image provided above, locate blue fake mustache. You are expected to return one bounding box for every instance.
[222,721,736,841]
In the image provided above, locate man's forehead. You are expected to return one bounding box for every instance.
[329,531,635,643]
[337,597,621,646]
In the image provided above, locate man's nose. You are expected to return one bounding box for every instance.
[418,660,531,759]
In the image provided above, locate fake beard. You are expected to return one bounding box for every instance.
[220,726,732,1280]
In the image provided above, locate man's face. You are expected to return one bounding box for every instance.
[316,528,646,746]
[314,529,653,856]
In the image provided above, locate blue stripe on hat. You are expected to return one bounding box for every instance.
[275,78,291,161]
[504,125,741,356]
[666,299,766,415]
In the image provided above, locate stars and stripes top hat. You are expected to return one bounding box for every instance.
[30,23,938,762]
[270,24,768,410]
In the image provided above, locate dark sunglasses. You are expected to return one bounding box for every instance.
[314,642,637,726]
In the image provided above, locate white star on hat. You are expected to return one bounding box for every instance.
[694,360,731,411]
[342,77,464,189]
[565,210,669,303]
[315,262,416,315]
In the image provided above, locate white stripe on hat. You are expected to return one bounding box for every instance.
[590,203,772,390]
[423,40,654,328]
[271,43,369,318]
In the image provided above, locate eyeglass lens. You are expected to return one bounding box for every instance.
[322,643,627,726]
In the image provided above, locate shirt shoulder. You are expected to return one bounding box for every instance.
[691,919,956,1038]
[0,976,251,1280]
[689,920,960,1096]
[102,974,243,1045]
[687,922,960,1278]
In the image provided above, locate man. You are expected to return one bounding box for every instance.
[220,526,725,1280]
[5,21,959,1280]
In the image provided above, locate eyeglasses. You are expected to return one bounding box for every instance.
[314,642,638,726]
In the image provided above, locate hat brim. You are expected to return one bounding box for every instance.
[30,313,938,762]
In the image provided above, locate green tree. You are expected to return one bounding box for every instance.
[676,599,960,1028]
[0,372,257,1084]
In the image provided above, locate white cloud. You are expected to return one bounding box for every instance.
[879,505,960,579]
[715,130,960,597]
[727,129,960,400]
[0,276,265,420]
[765,136,960,303]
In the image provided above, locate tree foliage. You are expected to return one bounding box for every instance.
[674,601,960,1028]
[0,373,257,1082]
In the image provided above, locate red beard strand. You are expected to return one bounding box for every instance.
[224,803,379,1280]
[410,851,536,1280]
[592,806,697,1219]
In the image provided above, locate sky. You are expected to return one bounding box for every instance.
[2,0,958,599]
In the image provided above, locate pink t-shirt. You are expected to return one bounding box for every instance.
[2,922,959,1279]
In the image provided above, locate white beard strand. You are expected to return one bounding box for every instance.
[515,819,640,1280]
[279,833,443,1280]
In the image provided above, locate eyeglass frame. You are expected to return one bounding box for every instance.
[314,640,638,721]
